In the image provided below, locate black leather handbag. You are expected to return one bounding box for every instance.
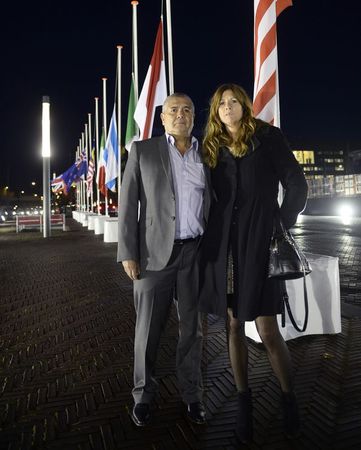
[268,220,311,280]
[268,218,312,332]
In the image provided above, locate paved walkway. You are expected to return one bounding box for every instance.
[0,216,360,449]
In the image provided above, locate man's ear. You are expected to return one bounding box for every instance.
[160,112,165,124]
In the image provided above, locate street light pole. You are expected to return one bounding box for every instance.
[42,96,51,238]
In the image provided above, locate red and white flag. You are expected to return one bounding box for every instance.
[96,131,107,197]
[253,0,292,127]
[134,19,168,141]
[87,149,95,195]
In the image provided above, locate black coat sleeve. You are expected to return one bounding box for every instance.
[268,126,308,229]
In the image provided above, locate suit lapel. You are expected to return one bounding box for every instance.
[158,135,175,195]
[202,159,212,223]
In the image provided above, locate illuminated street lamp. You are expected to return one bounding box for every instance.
[42,96,51,237]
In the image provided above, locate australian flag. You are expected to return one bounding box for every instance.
[51,151,88,195]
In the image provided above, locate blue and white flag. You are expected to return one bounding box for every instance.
[104,108,119,192]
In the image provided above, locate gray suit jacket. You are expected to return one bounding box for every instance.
[117,135,211,271]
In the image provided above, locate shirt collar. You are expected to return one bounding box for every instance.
[166,132,198,152]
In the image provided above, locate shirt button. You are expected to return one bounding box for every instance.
[234,206,238,210]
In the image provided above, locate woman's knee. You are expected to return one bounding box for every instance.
[256,316,281,347]
[227,310,242,335]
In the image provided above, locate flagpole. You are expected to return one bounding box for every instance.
[275,12,282,204]
[78,139,83,211]
[95,97,100,214]
[275,52,281,128]
[81,132,86,212]
[165,0,174,94]
[117,45,122,213]
[131,1,139,99]
[102,77,109,216]
[88,113,94,212]
[85,124,89,213]
[79,138,82,210]
[76,146,80,211]
[125,0,139,149]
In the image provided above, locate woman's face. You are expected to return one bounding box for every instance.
[218,89,243,128]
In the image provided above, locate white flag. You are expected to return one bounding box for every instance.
[134,19,167,140]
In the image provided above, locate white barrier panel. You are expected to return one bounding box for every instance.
[94,216,107,235]
[72,211,80,221]
[104,218,118,243]
[88,215,97,230]
[77,212,87,225]
[81,212,91,227]
[245,253,341,342]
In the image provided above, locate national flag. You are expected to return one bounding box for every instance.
[253,0,292,127]
[50,177,64,194]
[76,150,88,179]
[97,130,107,197]
[104,108,119,192]
[51,151,87,195]
[125,73,139,151]
[87,147,95,194]
[134,19,167,140]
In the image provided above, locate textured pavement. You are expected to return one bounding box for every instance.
[0,216,360,450]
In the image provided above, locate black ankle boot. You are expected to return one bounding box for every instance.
[282,391,300,438]
[236,389,253,444]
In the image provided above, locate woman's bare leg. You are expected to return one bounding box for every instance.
[227,308,253,442]
[255,315,293,392]
[226,308,248,392]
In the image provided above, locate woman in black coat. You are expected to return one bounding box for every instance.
[199,84,308,443]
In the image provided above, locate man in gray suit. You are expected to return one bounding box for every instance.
[117,93,210,427]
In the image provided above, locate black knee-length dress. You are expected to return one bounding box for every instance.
[198,122,308,321]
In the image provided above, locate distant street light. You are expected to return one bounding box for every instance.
[31,181,36,186]
[42,96,51,238]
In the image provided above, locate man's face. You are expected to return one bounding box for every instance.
[160,96,194,137]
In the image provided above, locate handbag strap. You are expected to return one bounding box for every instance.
[276,212,309,332]
[282,276,309,332]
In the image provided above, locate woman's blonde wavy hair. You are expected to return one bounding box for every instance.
[203,83,257,168]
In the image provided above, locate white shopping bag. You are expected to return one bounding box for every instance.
[245,253,341,342]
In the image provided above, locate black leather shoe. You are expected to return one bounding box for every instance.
[236,389,253,444]
[187,401,206,424]
[131,403,151,426]
[282,392,300,438]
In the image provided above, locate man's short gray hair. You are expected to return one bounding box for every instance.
[162,93,195,113]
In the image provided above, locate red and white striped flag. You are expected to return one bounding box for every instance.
[134,19,168,141]
[87,149,95,195]
[96,131,107,197]
[253,0,292,127]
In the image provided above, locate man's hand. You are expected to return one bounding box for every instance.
[122,260,140,281]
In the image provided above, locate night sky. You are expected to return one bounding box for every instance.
[1,0,360,192]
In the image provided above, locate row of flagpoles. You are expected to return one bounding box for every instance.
[51,0,292,215]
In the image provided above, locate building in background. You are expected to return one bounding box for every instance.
[293,148,345,176]
[292,147,361,216]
